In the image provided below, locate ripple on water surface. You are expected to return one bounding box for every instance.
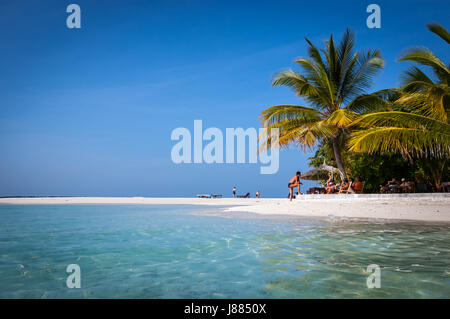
[0,204,449,298]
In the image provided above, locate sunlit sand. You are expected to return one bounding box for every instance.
[1,195,449,222]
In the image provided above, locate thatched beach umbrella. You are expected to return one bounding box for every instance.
[300,161,340,181]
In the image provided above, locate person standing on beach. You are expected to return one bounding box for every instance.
[232,187,236,198]
[256,191,260,198]
[288,172,302,201]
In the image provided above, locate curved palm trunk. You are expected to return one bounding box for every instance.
[332,137,347,181]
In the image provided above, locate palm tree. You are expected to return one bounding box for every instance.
[259,29,384,179]
[349,23,450,160]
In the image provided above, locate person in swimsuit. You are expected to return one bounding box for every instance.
[325,172,337,194]
[340,178,349,192]
[232,187,236,198]
[288,171,302,201]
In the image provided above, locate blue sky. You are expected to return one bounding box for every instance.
[0,0,448,197]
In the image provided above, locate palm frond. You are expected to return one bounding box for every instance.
[400,66,435,92]
[340,49,384,103]
[294,57,335,109]
[349,126,450,158]
[259,119,335,152]
[326,109,358,127]
[427,22,450,44]
[396,86,449,121]
[351,111,450,132]
[345,89,400,113]
[272,70,320,96]
[259,104,324,126]
[398,47,450,82]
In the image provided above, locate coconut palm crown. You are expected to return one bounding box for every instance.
[349,23,450,159]
[259,29,384,179]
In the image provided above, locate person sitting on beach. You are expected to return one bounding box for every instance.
[400,178,413,193]
[340,178,349,192]
[352,177,363,193]
[348,177,354,190]
[325,172,337,194]
[380,178,399,193]
[388,178,400,193]
[288,171,302,201]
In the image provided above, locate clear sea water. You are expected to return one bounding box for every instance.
[0,204,449,298]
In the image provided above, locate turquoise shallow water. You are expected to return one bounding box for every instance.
[0,204,449,298]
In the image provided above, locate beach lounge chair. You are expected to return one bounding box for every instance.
[338,186,350,194]
[238,192,250,198]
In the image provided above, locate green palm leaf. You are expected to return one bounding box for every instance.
[349,127,450,158]
[427,22,450,44]
[259,28,384,178]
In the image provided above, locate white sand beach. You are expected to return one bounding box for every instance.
[1,195,449,222]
